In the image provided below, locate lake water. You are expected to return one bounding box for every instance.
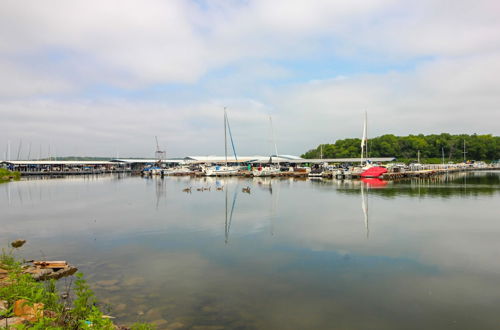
[1,171,500,329]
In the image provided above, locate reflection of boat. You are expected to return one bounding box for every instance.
[361,178,388,187]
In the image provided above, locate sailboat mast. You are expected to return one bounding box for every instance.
[269,115,279,166]
[224,107,228,167]
[360,111,367,165]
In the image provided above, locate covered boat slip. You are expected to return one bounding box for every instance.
[0,160,131,175]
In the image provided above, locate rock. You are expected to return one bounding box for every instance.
[152,319,169,327]
[1,316,27,326]
[0,300,8,311]
[114,303,127,312]
[123,276,145,286]
[11,239,26,248]
[96,279,119,286]
[167,321,185,329]
[201,305,218,313]
[145,308,163,320]
[104,285,121,292]
[24,264,78,281]
[13,299,44,322]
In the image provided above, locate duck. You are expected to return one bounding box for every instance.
[242,186,251,194]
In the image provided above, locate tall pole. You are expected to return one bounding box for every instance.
[224,107,228,167]
[417,150,420,163]
[269,115,279,167]
[441,147,444,165]
[7,140,10,161]
[463,139,466,162]
[360,111,367,165]
[16,139,22,160]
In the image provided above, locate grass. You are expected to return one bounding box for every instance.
[0,169,20,184]
[0,245,155,329]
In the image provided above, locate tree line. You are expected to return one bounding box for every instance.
[301,133,500,161]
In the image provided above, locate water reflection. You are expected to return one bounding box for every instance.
[361,181,369,239]
[224,185,238,244]
[1,171,500,329]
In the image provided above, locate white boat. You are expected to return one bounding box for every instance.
[164,166,192,175]
[253,165,280,177]
[204,165,239,176]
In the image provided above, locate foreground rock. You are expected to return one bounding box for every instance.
[23,260,78,281]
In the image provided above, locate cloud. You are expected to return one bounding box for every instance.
[2,0,499,91]
[1,1,499,157]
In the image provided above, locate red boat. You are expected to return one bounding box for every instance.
[361,166,387,178]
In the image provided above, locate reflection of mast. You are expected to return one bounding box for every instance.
[269,181,279,236]
[361,182,369,239]
[155,177,166,210]
[224,185,238,244]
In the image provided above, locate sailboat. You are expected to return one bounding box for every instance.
[204,108,239,176]
[344,112,370,177]
[359,112,387,178]
[253,115,281,177]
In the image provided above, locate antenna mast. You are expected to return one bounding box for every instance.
[154,136,166,164]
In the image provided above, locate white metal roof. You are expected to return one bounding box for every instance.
[1,160,114,165]
[111,158,185,164]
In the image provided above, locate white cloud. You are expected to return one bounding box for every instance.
[1,0,499,156]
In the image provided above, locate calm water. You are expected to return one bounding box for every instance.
[1,171,500,329]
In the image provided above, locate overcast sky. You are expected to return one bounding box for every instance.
[1,0,499,159]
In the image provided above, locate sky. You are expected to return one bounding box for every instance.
[1,0,499,159]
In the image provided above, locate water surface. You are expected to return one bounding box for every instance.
[1,171,500,329]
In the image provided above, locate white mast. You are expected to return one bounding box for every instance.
[224,107,228,167]
[269,115,279,167]
[360,111,367,165]
[463,139,467,162]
